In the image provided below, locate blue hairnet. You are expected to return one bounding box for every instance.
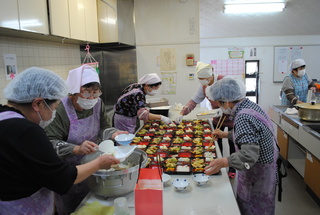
[4,67,68,103]
[206,78,246,102]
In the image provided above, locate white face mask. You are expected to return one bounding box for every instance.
[38,107,56,129]
[297,69,306,77]
[199,79,209,86]
[147,89,158,96]
[220,106,232,115]
[77,97,98,110]
[220,102,238,115]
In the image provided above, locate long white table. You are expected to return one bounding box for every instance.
[76,107,241,215]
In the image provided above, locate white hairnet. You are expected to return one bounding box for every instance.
[289,59,305,72]
[206,78,246,102]
[138,73,161,85]
[67,65,100,94]
[196,62,213,78]
[4,67,68,103]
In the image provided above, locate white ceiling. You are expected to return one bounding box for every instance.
[200,0,320,39]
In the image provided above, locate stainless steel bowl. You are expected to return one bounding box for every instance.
[81,148,147,197]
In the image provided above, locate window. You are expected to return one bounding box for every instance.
[245,60,259,103]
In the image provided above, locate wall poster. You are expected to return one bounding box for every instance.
[211,59,245,76]
[161,72,177,95]
[3,54,18,80]
[160,48,176,71]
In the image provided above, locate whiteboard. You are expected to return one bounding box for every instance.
[273,45,320,82]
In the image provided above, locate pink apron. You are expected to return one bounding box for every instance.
[55,97,100,215]
[234,109,278,215]
[113,88,144,133]
[0,111,54,215]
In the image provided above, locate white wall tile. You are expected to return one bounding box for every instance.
[0,36,81,104]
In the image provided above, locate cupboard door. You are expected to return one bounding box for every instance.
[48,0,70,38]
[18,0,49,34]
[69,0,86,40]
[277,126,288,160]
[84,0,98,43]
[0,0,19,30]
[97,0,118,43]
[304,153,320,198]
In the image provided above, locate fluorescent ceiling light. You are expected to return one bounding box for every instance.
[224,2,286,14]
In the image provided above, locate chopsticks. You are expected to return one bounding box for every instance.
[156,154,163,182]
[209,115,226,148]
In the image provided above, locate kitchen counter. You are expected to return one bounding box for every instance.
[269,105,320,159]
[269,105,320,205]
[75,107,241,215]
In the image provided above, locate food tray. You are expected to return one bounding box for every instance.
[131,119,218,175]
[196,109,221,119]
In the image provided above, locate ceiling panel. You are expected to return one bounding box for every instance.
[200,0,320,39]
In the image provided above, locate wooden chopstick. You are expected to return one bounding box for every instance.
[157,154,163,181]
[209,115,226,148]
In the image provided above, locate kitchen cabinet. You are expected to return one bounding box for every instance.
[0,0,19,30]
[69,0,87,41]
[18,0,49,34]
[0,0,49,34]
[97,0,135,45]
[270,105,320,204]
[48,0,70,38]
[280,115,299,141]
[84,0,99,42]
[277,126,288,160]
[68,0,98,42]
[304,152,320,198]
[49,0,98,42]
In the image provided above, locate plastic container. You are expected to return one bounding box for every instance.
[146,97,169,108]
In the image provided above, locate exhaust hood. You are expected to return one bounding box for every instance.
[97,0,135,47]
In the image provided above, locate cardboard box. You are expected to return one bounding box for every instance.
[146,97,169,108]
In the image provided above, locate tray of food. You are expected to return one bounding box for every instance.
[131,119,218,175]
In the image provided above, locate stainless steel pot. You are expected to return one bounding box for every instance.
[294,103,320,121]
[81,149,147,198]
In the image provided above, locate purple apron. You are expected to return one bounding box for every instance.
[234,109,279,215]
[55,97,101,215]
[0,112,54,215]
[114,88,143,133]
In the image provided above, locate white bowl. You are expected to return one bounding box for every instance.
[162,173,171,186]
[172,178,189,191]
[193,173,209,186]
[115,134,135,146]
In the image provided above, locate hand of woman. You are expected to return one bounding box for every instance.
[212,129,228,139]
[112,130,129,139]
[98,154,120,169]
[75,140,98,155]
[204,157,228,175]
[310,86,316,93]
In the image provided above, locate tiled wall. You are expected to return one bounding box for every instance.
[0,36,81,104]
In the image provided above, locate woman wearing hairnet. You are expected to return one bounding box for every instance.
[113,73,173,133]
[176,62,236,178]
[0,67,120,215]
[281,59,316,105]
[45,65,128,215]
[204,78,279,215]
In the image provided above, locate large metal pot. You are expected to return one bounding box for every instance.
[294,103,320,121]
[81,149,147,198]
